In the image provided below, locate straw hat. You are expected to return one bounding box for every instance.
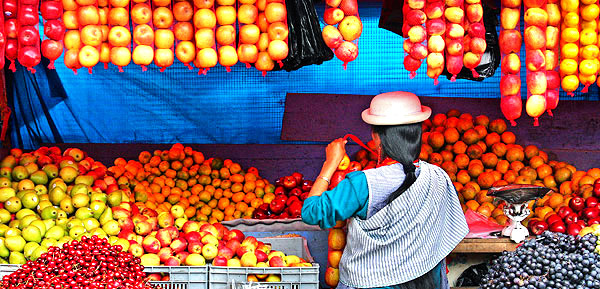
[361,91,432,125]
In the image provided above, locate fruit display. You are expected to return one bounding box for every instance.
[17,0,42,73]
[192,0,217,74]
[482,231,600,289]
[261,0,289,74]
[215,0,237,71]
[108,143,274,223]
[578,0,599,92]
[523,0,547,126]
[403,0,427,78]
[425,0,445,84]
[322,0,360,68]
[559,0,580,95]
[0,235,157,289]
[252,172,312,219]
[41,0,65,69]
[499,0,523,126]
[324,220,346,288]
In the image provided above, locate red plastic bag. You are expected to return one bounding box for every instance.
[464,209,505,238]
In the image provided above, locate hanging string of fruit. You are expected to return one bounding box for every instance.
[499,0,523,126]
[152,0,175,71]
[265,0,288,69]
[0,1,6,70]
[131,0,154,71]
[425,1,445,84]
[193,0,217,74]
[523,0,548,126]
[98,0,110,69]
[444,0,465,81]
[215,0,238,71]
[40,0,64,69]
[173,0,196,70]
[463,0,485,78]
[109,0,132,72]
[17,0,42,73]
[324,220,347,288]
[78,0,102,74]
[578,0,599,92]
[3,0,19,72]
[323,0,360,69]
[235,0,258,71]
[559,0,580,96]
[545,1,560,116]
[403,0,426,78]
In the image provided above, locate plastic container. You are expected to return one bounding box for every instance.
[209,237,319,289]
[0,264,19,278]
[145,266,209,289]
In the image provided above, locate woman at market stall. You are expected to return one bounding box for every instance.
[301,91,469,289]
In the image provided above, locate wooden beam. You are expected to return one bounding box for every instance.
[452,238,521,253]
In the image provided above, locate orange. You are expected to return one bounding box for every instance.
[199,191,211,203]
[212,210,224,221]
[223,189,233,199]
[560,181,572,195]
[481,153,498,168]
[232,192,245,203]
[428,132,445,150]
[474,125,487,139]
[491,207,504,218]
[566,165,577,175]
[440,151,454,162]
[491,171,502,182]
[489,119,507,134]
[200,205,212,216]
[587,168,600,179]
[543,175,557,188]
[461,184,477,200]
[218,198,230,210]
[243,192,256,203]
[250,198,263,208]
[496,160,510,173]
[503,170,518,183]
[465,200,480,211]
[185,207,196,218]
[468,162,484,178]
[510,161,525,173]
[441,161,458,175]
[444,117,459,128]
[466,182,481,193]
[477,172,495,189]
[235,202,248,212]
[456,170,471,184]
[474,115,490,127]
[233,210,242,219]
[554,167,572,183]
[455,154,470,169]
[454,182,463,192]
[224,205,235,216]
[546,193,564,209]
[243,181,256,193]
[491,143,507,158]
[244,173,257,182]
[457,118,474,133]
[505,148,524,162]
[534,206,553,220]
[231,183,243,193]
[485,132,501,147]
[213,189,223,199]
[536,164,552,179]
[188,195,199,205]
[447,109,461,118]
[422,132,430,145]
[432,113,447,126]
[466,144,483,160]
[579,175,595,187]
[224,215,234,221]
[529,156,545,169]
[501,131,516,144]
[580,184,594,199]
[520,167,538,180]
[428,153,443,166]
[477,204,493,217]
[462,129,480,145]
[452,141,468,154]
[495,215,508,226]
[444,128,460,144]
[476,190,494,203]
[230,174,244,183]
[515,175,532,185]
[196,212,208,222]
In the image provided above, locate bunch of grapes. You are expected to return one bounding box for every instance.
[1,236,156,289]
[482,231,600,289]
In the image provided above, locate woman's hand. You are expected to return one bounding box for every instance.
[325,138,347,168]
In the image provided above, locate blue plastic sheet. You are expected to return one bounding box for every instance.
[5,3,599,149]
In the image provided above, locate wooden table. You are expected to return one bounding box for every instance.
[452,238,521,254]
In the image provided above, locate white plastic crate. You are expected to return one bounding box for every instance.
[145,266,209,289]
[208,237,319,289]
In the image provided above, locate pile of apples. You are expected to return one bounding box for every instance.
[321,0,361,68]
[252,172,313,219]
[529,179,600,236]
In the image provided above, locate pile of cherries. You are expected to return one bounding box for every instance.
[1,236,156,289]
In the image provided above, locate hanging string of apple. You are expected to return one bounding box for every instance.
[321,0,361,69]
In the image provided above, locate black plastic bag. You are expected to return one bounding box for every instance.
[455,262,490,287]
[378,0,405,36]
[272,0,334,72]
[441,5,500,81]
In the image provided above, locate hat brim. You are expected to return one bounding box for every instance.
[361,106,432,125]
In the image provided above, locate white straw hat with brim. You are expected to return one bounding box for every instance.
[361,91,432,125]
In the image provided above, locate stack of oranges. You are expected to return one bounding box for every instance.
[108,143,275,224]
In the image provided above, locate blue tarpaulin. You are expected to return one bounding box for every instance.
[5,3,599,149]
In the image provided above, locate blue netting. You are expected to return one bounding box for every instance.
[6,2,599,149]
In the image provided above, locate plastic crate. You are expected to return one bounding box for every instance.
[145,266,209,289]
[0,264,19,278]
[208,237,319,289]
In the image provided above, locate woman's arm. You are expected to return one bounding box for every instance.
[308,138,347,198]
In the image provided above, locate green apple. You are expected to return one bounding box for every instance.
[19,215,39,229]
[0,177,11,188]
[99,207,113,225]
[90,228,107,239]
[5,236,26,252]
[75,175,94,186]
[103,220,120,236]
[72,194,90,208]
[30,245,47,261]
[9,251,26,264]
[22,225,42,243]
[55,217,68,229]
[0,239,9,258]
[0,209,11,224]
[30,220,47,237]
[83,218,100,232]
[67,219,83,231]
[4,197,21,213]
[91,192,107,203]
[21,191,40,209]
[29,171,48,185]
[42,164,59,179]
[70,184,88,197]
[49,187,67,206]
[69,225,86,239]
[23,242,39,259]
[90,201,106,219]
[11,166,29,181]
[34,184,48,195]
[75,207,93,220]
[0,224,9,237]
[59,197,74,214]
[40,238,57,248]
[4,228,21,238]
[42,219,56,231]
[0,187,16,202]
[107,191,123,207]
[45,226,65,241]
[40,206,58,220]
[37,200,53,213]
